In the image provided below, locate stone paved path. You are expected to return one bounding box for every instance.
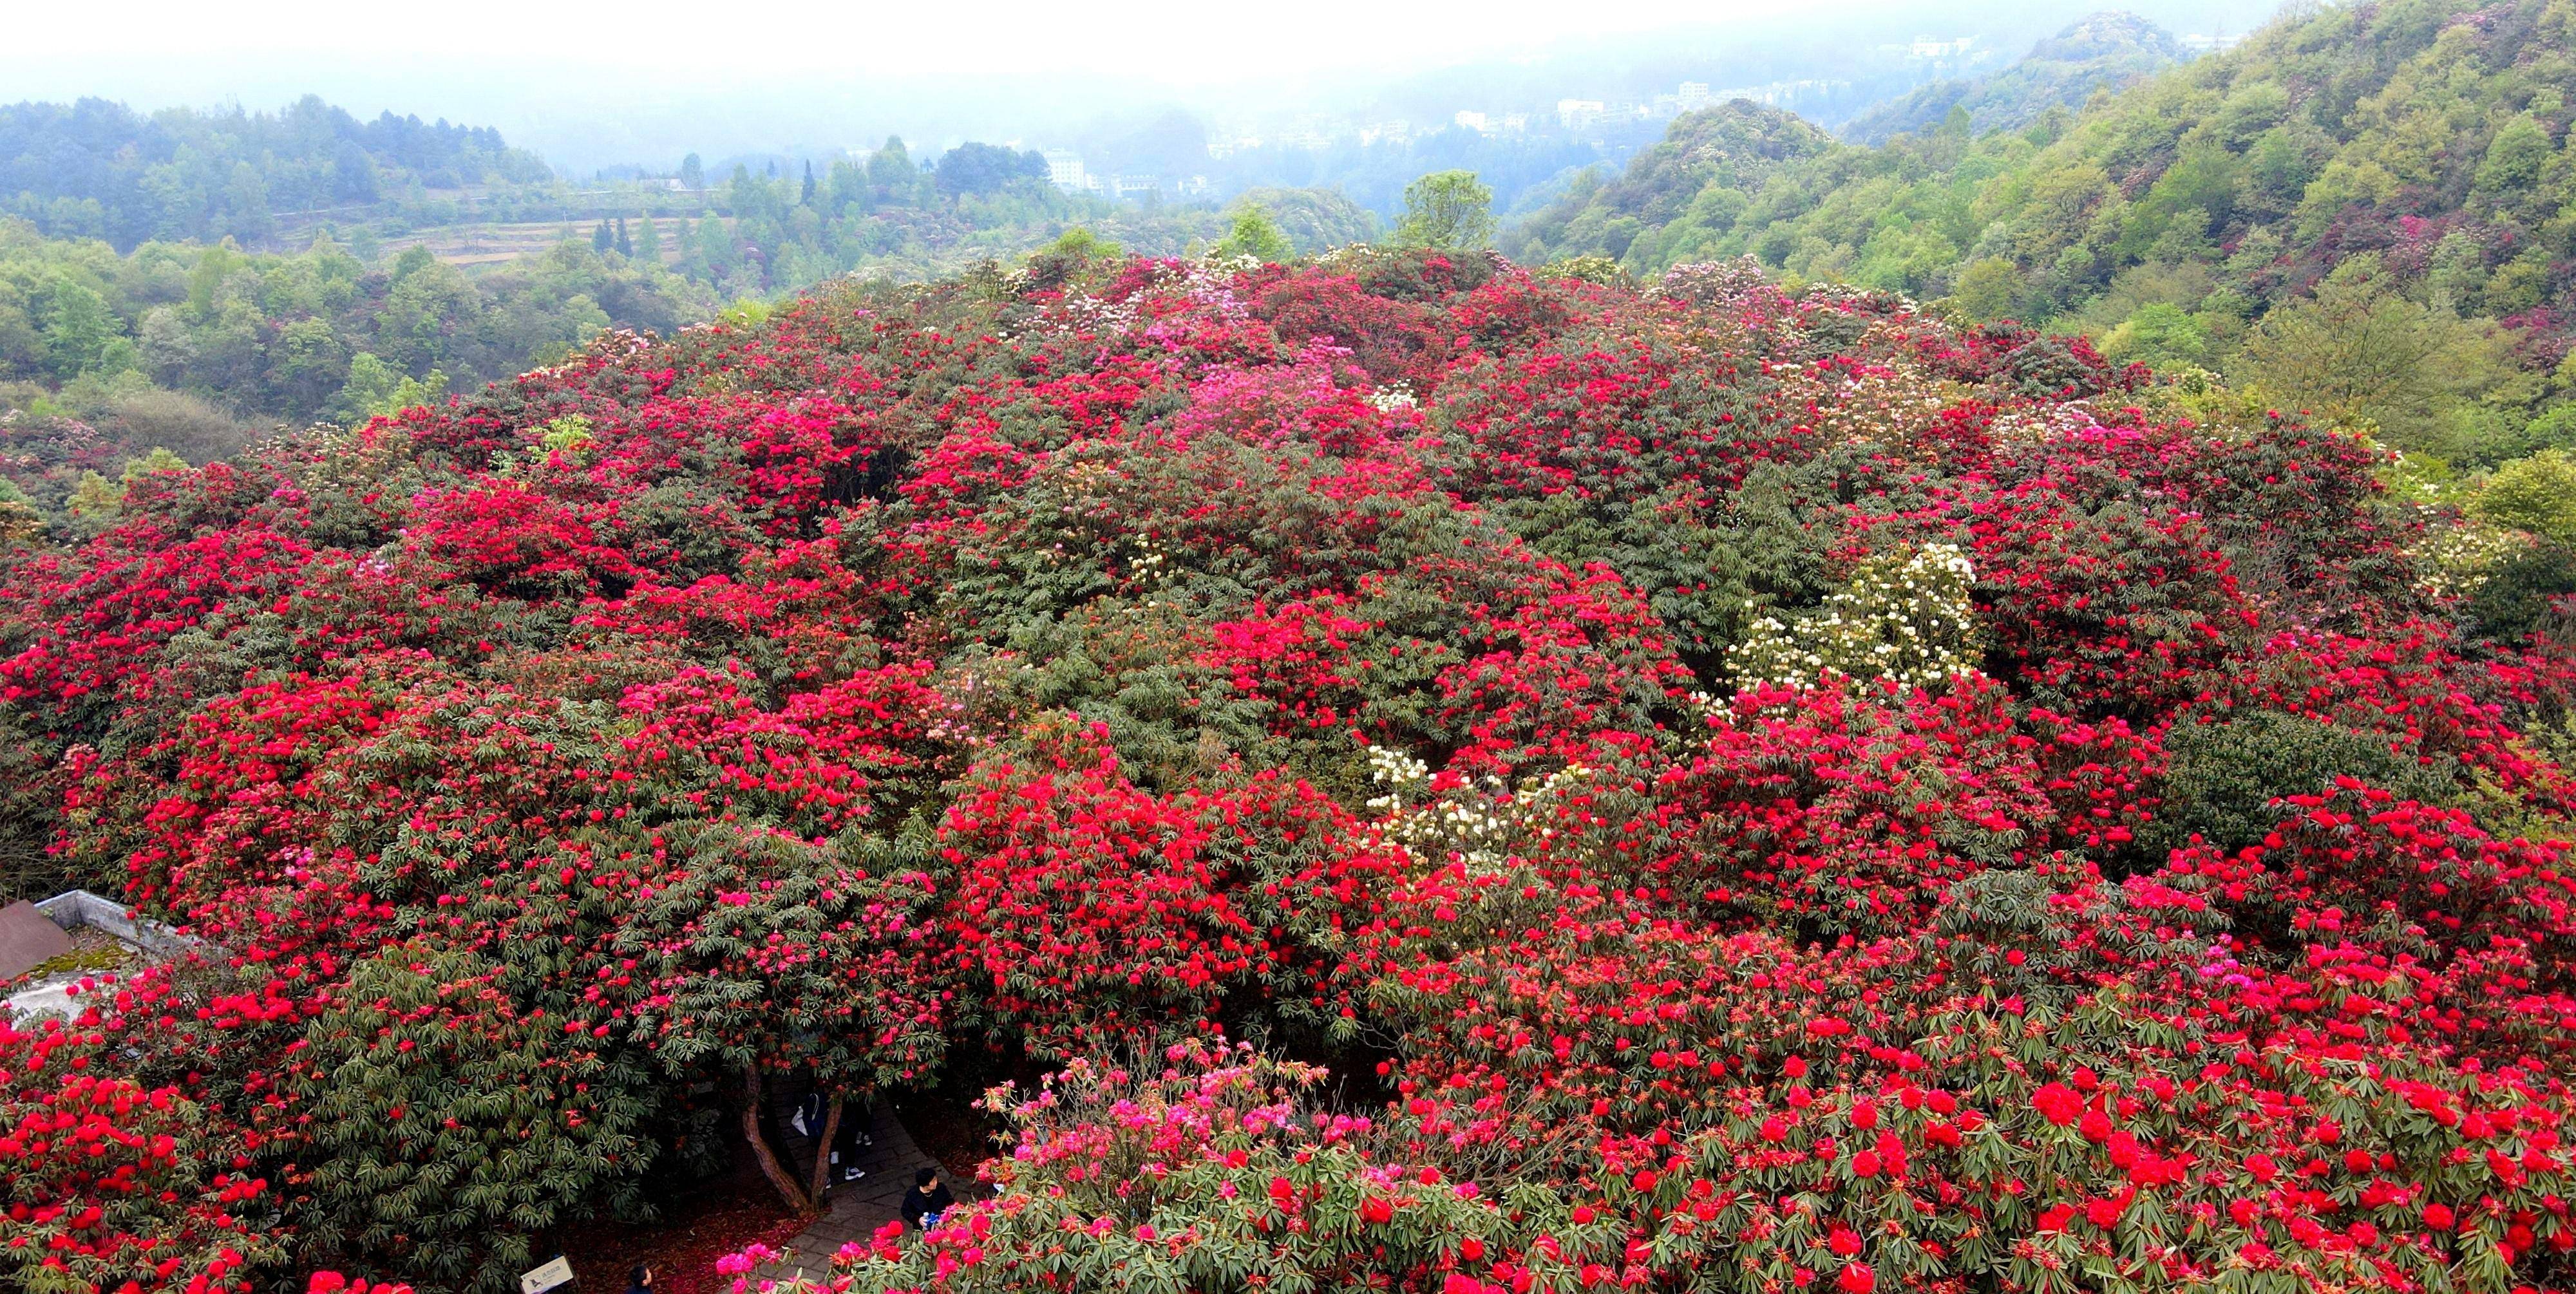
[745,1098,944,1286]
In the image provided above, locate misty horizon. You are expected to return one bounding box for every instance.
[10,0,2280,174]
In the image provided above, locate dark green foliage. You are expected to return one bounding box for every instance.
[289,946,654,1293]
[0,709,68,901]
[2148,709,2452,857]
[2469,542,2576,642]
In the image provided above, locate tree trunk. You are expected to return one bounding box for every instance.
[805,1091,846,1206]
[741,1066,817,1215]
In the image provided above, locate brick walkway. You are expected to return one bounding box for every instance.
[744,1098,945,1286]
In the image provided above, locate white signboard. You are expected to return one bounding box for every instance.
[520,1256,576,1294]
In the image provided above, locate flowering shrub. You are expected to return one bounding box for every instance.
[5,252,2574,1293]
[1727,542,1982,691]
[287,946,649,1292]
[0,1042,283,1294]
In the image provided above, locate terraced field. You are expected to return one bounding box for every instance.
[378,215,721,267]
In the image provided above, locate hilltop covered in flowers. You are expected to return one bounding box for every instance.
[5,245,2576,1294]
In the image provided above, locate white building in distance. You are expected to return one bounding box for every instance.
[1043,150,1088,193]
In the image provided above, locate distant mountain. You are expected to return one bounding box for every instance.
[1501,101,1833,263]
[1501,0,2576,469]
[1510,0,2576,323]
[1840,11,2183,145]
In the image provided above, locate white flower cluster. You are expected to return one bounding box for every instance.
[1363,382,1419,413]
[1363,744,1591,872]
[1985,404,2103,446]
[1785,364,1955,453]
[2409,521,2535,600]
[993,282,1139,348]
[1193,252,1267,277]
[1048,291,1141,338]
[1654,256,1772,307]
[1728,542,1985,692]
[1125,530,1176,585]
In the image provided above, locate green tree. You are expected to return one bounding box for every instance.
[2476,114,2552,200]
[1020,228,1124,292]
[185,242,241,318]
[42,276,116,379]
[118,446,189,484]
[696,215,739,277]
[1394,170,1496,250]
[2148,710,2452,867]
[64,469,122,534]
[1213,203,1293,262]
[2099,301,2210,368]
[266,315,348,415]
[391,244,437,280]
[1949,258,2030,322]
[2238,256,2513,456]
[2474,450,2576,543]
[867,136,916,195]
[679,153,705,189]
[336,351,449,421]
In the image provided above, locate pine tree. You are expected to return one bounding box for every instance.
[614,216,632,258]
[800,160,817,207]
[591,219,614,253]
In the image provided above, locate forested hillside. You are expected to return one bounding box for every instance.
[0,97,553,248]
[1506,103,1836,274]
[1509,0,2576,474]
[1839,10,2183,145]
[0,219,715,471]
[0,100,1376,483]
[1,93,1380,297]
[670,148,1378,293]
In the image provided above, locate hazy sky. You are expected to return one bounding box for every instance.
[21,1,1934,82]
[9,0,2272,87]
[5,0,2278,169]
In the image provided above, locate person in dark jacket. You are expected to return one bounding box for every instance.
[625,1266,654,1294]
[899,1167,954,1231]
